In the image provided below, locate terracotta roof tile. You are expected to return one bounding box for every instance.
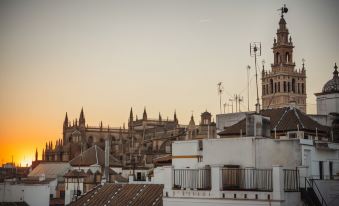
[218,107,329,137]
[69,183,163,206]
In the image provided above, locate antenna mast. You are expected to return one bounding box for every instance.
[246,65,251,111]
[250,42,262,113]
[217,82,223,114]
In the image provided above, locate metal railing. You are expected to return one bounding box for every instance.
[305,177,328,206]
[283,169,299,192]
[221,168,272,191]
[173,168,211,190]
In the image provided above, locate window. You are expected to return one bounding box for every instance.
[292,79,296,93]
[301,83,304,94]
[270,79,274,93]
[286,52,290,63]
[278,82,281,92]
[283,82,286,92]
[276,52,280,64]
[274,82,277,93]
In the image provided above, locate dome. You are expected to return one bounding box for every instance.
[322,63,339,93]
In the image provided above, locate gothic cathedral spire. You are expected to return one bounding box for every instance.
[63,112,68,128]
[143,107,147,120]
[79,107,85,126]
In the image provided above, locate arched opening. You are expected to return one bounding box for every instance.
[292,79,296,93]
[278,82,281,92]
[263,85,265,95]
[276,52,280,64]
[283,81,287,92]
[266,84,269,94]
[301,83,304,94]
[270,79,274,93]
[274,82,277,93]
[286,52,290,63]
[87,136,93,145]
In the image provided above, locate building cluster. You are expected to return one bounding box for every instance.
[1,5,339,206]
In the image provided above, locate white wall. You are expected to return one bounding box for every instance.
[202,137,255,167]
[0,183,50,206]
[256,139,301,169]
[317,93,339,115]
[164,196,302,206]
[301,144,339,178]
[172,140,201,169]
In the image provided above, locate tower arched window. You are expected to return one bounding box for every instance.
[276,52,280,64]
[274,82,277,93]
[292,79,296,93]
[270,79,274,93]
[278,82,281,92]
[301,83,304,94]
[298,83,300,94]
[286,52,290,63]
[263,85,265,95]
[283,81,286,92]
[266,84,269,94]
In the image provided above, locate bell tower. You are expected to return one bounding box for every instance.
[262,5,307,112]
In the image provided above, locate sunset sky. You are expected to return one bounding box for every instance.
[0,0,338,166]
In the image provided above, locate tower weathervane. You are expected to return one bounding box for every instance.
[278,4,288,17]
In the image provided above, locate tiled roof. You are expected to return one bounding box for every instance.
[218,118,246,136]
[28,162,70,179]
[219,107,329,136]
[69,183,163,206]
[69,145,122,167]
[64,169,87,178]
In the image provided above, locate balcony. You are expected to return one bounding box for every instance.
[221,168,273,191]
[173,168,211,190]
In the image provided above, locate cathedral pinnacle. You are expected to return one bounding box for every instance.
[79,107,85,125]
[129,107,133,121]
[143,107,147,120]
[64,112,68,127]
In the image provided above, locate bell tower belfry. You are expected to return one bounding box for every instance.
[262,5,307,113]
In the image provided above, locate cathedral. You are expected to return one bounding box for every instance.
[42,108,217,167]
[262,10,307,112]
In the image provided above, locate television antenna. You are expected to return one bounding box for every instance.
[217,82,223,114]
[246,65,251,111]
[250,42,262,113]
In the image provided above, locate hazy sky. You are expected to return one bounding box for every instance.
[0,0,338,165]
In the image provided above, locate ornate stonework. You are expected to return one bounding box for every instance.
[262,13,307,113]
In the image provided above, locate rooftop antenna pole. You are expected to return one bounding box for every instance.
[250,42,262,113]
[217,82,224,114]
[229,98,234,113]
[247,65,251,111]
[239,96,243,112]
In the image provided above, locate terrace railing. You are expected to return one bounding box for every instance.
[173,168,211,190]
[221,168,273,191]
[283,169,299,192]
